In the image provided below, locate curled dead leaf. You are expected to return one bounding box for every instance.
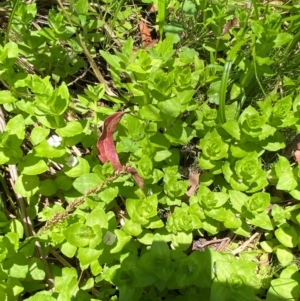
[97,112,144,191]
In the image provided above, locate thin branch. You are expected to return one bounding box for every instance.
[232,232,260,255]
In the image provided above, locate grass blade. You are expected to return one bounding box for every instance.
[5,0,21,44]
[219,60,232,124]
[158,0,166,39]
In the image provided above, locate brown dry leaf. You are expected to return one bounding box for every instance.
[97,112,144,191]
[186,169,200,197]
[138,19,158,48]
[139,19,152,47]
[295,143,300,164]
[222,17,240,35]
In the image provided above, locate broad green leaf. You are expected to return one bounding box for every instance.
[55,175,73,191]
[34,141,66,158]
[170,232,192,251]
[30,127,50,146]
[222,120,241,140]
[276,245,293,266]
[276,171,297,191]
[260,241,273,253]
[139,104,162,121]
[137,231,154,245]
[275,226,298,248]
[39,179,57,196]
[54,267,78,295]
[224,211,241,229]
[27,258,46,281]
[275,155,291,176]
[228,190,248,213]
[50,82,69,115]
[78,247,102,266]
[15,175,39,197]
[230,83,242,100]
[157,98,181,117]
[64,223,93,247]
[23,291,56,301]
[3,252,28,279]
[56,121,83,137]
[0,91,17,104]
[90,259,102,276]
[6,277,23,297]
[164,123,195,145]
[64,157,90,178]
[18,153,48,175]
[97,186,119,204]
[6,114,25,140]
[111,230,131,253]
[73,0,88,14]
[267,278,299,300]
[61,242,77,258]
[10,219,24,239]
[86,206,108,228]
[210,278,230,301]
[280,264,298,279]
[274,33,293,47]
[100,50,121,69]
[73,173,102,194]
[123,219,143,236]
[247,212,273,231]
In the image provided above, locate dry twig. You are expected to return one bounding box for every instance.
[232,232,260,255]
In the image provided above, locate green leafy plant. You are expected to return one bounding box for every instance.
[1,0,300,300]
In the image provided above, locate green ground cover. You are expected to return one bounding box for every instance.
[1,0,300,300]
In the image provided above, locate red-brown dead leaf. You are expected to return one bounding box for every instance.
[186,169,200,197]
[97,111,125,170]
[295,142,300,164]
[97,112,144,190]
[139,19,153,47]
